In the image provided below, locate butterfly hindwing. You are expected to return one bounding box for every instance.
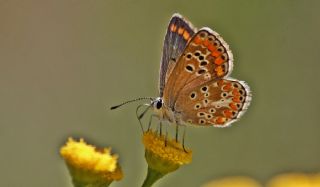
[159,13,196,97]
[162,28,234,108]
[175,79,251,127]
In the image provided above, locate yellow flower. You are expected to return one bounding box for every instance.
[60,138,123,187]
[142,130,192,187]
[267,173,320,187]
[202,176,262,187]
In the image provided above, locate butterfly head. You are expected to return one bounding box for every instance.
[152,97,164,111]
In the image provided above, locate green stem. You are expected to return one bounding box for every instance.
[141,167,164,187]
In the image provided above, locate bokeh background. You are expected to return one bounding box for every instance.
[1,0,320,186]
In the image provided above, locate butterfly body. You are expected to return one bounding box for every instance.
[150,14,251,128]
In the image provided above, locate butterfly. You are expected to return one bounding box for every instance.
[111,13,251,130]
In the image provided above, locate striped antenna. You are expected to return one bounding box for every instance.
[110,97,153,110]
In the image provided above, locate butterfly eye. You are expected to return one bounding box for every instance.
[156,100,162,109]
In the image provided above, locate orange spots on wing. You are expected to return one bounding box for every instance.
[229,103,238,110]
[222,83,232,91]
[232,89,241,96]
[233,96,241,103]
[183,32,190,40]
[203,39,210,47]
[215,66,224,77]
[208,44,216,52]
[217,80,225,86]
[223,109,233,118]
[170,24,177,32]
[211,50,221,58]
[194,36,202,45]
[214,56,225,65]
[178,27,184,35]
[216,117,226,124]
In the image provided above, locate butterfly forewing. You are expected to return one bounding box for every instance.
[159,13,196,97]
[163,28,234,108]
[175,79,251,127]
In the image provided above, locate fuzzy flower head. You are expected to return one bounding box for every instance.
[202,176,262,187]
[60,138,123,186]
[143,130,192,174]
[267,173,320,187]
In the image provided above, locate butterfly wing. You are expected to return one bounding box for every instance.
[175,78,251,127]
[159,13,196,97]
[162,28,234,108]
[162,27,251,127]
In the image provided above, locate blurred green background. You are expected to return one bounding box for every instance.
[1,0,320,186]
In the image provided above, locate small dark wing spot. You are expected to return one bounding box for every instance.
[198,69,206,74]
[190,92,196,98]
[200,32,206,38]
[200,61,208,66]
[186,65,194,72]
[201,86,208,92]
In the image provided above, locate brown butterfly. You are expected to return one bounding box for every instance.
[111,13,251,133]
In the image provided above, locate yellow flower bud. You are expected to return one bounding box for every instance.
[60,138,123,187]
[267,173,320,187]
[202,176,262,187]
[142,131,192,187]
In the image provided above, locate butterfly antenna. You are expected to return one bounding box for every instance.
[110,97,153,110]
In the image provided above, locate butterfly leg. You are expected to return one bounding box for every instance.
[175,124,179,142]
[182,125,188,153]
[165,124,168,147]
[159,121,163,136]
[148,114,159,132]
